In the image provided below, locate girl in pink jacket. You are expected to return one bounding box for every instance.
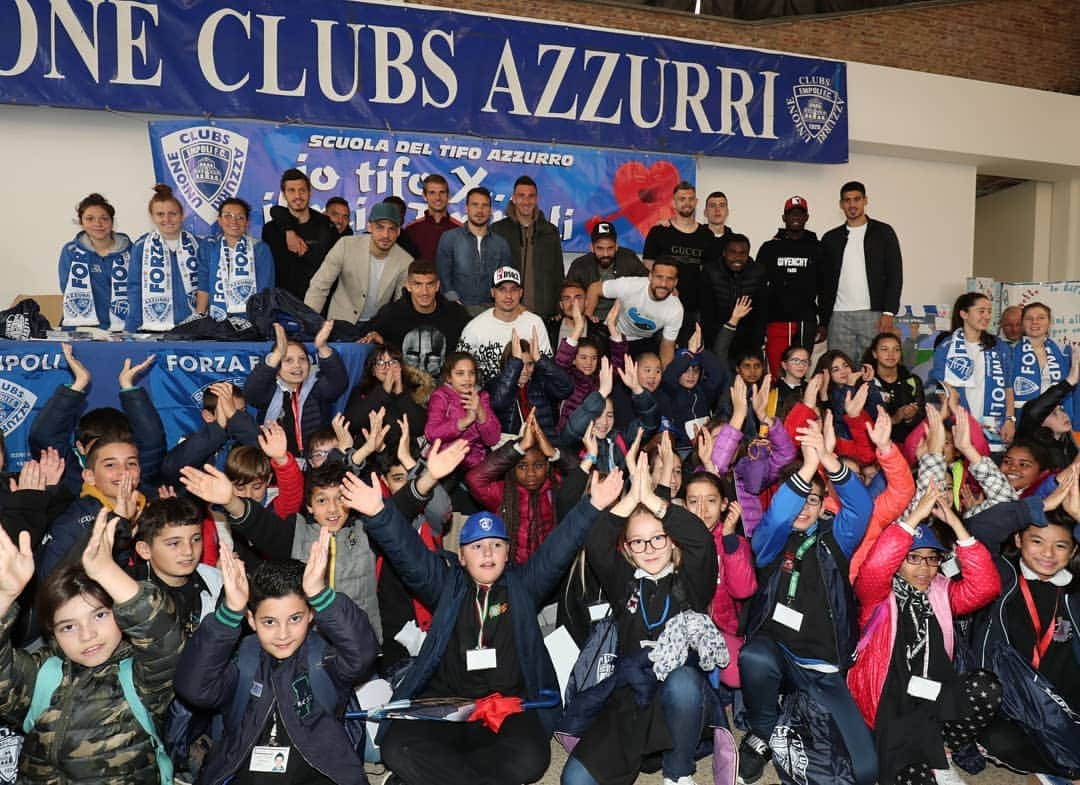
[683,472,757,688]
[424,352,500,470]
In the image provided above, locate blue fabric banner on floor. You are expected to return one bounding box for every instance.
[1,1,847,163]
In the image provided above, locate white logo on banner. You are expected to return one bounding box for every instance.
[786,76,844,144]
[160,126,249,225]
[0,378,37,435]
[0,727,20,784]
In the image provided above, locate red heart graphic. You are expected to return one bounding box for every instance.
[609,161,682,237]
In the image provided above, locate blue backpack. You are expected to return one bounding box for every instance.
[225,633,366,754]
[24,656,172,785]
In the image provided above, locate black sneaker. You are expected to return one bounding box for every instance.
[737,733,771,785]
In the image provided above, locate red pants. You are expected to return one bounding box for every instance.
[765,321,815,377]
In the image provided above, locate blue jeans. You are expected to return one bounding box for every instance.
[739,637,877,785]
[560,665,707,784]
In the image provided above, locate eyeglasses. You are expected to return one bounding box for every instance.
[786,358,809,366]
[904,553,943,567]
[220,212,247,221]
[804,494,823,507]
[309,449,331,459]
[374,359,400,368]
[626,534,670,553]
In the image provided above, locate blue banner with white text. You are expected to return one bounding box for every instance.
[148,120,697,253]
[1,1,847,163]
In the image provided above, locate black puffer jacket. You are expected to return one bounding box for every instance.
[0,583,181,785]
[486,356,573,439]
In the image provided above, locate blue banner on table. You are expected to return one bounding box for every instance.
[0,341,370,471]
[0,1,847,163]
[148,120,696,253]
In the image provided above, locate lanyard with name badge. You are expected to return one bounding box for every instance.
[1018,574,1059,669]
[638,577,671,632]
[467,586,498,671]
[250,709,290,773]
[905,612,941,702]
[772,534,816,632]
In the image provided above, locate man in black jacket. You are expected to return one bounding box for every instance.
[703,233,766,361]
[261,169,340,300]
[819,181,903,363]
[491,175,565,319]
[758,196,823,375]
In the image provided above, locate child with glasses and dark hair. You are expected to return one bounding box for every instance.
[848,483,1000,785]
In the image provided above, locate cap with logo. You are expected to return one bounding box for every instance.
[492,266,522,287]
[459,512,510,545]
[590,222,617,242]
[909,524,945,553]
[368,202,402,226]
[784,196,809,213]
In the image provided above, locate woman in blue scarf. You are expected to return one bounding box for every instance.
[58,193,132,330]
[1004,301,1074,443]
[930,293,1009,452]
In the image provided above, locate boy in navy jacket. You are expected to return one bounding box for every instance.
[174,530,378,785]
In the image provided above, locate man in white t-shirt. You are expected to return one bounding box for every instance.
[457,266,552,385]
[819,181,903,363]
[586,257,683,368]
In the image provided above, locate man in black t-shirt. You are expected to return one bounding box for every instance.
[261,168,339,300]
[642,181,716,344]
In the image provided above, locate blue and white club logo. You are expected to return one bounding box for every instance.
[160,126,249,225]
[479,516,494,532]
[0,379,37,435]
[786,76,845,144]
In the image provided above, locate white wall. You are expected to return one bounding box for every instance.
[697,152,975,308]
[972,181,1055,283]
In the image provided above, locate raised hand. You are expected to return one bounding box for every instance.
[530,326,543,362]
[605,299,623,342]
[397,415,416,470]
[314,319,334,356]
[866,405,892,451]
[687,323,703,354]
[908,478,944,524]
[119,355,155,389]
[721,500,743,536]
[598,356,613,399]
[0,527,34,610]
[729,296,752,326]
[696,425,718,473]
[11,460,44,493]
[612,453,650,517]
[302,526,332,598]
[426,438,470,480]
[624,426,644,470]
[518,411,537,452]
[357,407,391,462]
[509,328,522,360]
[570,302,587,340]
[255,422,288,465]
[924,404,946,456]
[844,382,870,418]
[821,409,838,457]
[1068,343,1080,386]
[157,485,178,499]
[730,375,748,428]
[180,464,238,507]
[951,406,981,463]
[112,472,138,521]
[39,447,65,487]
[616,353,642,395]
[267,323,288,367]
[803,371,825,407]
[532,418,557,459]
[331,413,354,452]
[581,421,598,459]
[934,495,971,541]
[796,416,824,465]
[588,467,625,510]
[81,508,121,582]
[860,363,875,383]
[62,342,91,391]
[340,472,385,516]
[1062,466,1080,521]
[218,546,249,613]
[752,374,773,422]
[209,381,237,428]
[1044,465,1078,512]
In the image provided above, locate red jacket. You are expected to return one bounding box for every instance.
[783,401,875,467]
[708,529,757,688]
[847,523,1000,728]
[848,443,916,581]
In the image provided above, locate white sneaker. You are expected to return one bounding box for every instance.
[932,764,969,785]
[662,777,698,785]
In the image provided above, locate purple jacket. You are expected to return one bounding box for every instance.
[711,418,797,536]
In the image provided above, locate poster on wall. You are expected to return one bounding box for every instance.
[0,0,848,163]
[999,280,1080,345]
[148,120,697,253]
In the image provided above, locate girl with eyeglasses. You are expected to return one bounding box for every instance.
[562,456,721,785]
[848,482,1000,785]
[862,332,926,444]
[343,342,427,458]
[966,466,1080,782]
[196,197,275,322]
[126,184,202,332]
[776,345,811,415]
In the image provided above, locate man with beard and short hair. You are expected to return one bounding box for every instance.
[642,181,718,344]
[704,233,767,361]
[758,196,824,375]
[568,222,647,322]
[405,174,461,263]
[363,259,470,377]
[491,176,564,319]
[437,187,513,317]
[262,168,340,299]
[304,202,412,332]
[820,180,903,363]
[325,197,353,237]
[587,257,683,367]
[457,266,553,385]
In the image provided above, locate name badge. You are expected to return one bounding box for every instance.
[250,745,290,773]
[588,602,611,622]
[907,675,942,701]
[466,647,498,671]
[939,557,960,578]
[772,603,804,632]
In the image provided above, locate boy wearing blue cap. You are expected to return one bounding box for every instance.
[848,482,1001,785]
[340,440,624,785]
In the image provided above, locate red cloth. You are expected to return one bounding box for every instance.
[468,693,524,733]
[200,514,219,566]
